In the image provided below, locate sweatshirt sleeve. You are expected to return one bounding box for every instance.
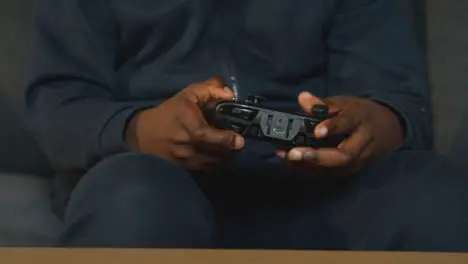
[326,0,432,150]
[25,0,155,170]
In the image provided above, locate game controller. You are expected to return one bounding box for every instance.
[204,95,343,148]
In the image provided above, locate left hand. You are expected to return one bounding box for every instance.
[277,92,404,177]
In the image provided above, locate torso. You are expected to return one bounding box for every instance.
[109,0,337,110]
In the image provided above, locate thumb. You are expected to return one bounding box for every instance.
[298,91,325,113]
[184,77,235,106]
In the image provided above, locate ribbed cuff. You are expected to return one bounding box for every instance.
[97,102,156,160]
[359,92,431,150]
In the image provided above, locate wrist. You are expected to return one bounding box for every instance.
[124,110,144,151]
[372,100,406,145]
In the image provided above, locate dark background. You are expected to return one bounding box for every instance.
[0,0,467,174]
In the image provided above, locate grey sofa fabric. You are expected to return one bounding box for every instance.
[0,92,52,176]
[0,0,58,246]
[427,0,468,153]
[0,173,60,246]
[0,0,52,176]
[0,94,59,245]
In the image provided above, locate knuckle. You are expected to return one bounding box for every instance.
[192,127,208,141]
[171,131,191,144]
[181,85,203,103]
[179,88,193,100]
[342,152,357,167]
[340,116,352,128]
[171,146,194,160]
[186,83,201,91]
[205,77,223,87]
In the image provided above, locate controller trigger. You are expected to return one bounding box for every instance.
[246,95,267,106]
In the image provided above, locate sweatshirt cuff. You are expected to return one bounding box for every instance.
[97,102,156,160]
[359,92,431,150]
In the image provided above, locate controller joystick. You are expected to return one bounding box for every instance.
[311,104,329,119]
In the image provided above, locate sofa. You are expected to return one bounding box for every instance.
[0,0,467,246]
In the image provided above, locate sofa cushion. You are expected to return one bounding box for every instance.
[0,91,52,176]
[0,0,52,176]
[0,173,60,246]
[427,0,468,153]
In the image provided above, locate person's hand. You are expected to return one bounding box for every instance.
[277,92,404,176]
[125,77,245,171]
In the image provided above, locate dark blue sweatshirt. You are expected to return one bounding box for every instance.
[26,0,431,171]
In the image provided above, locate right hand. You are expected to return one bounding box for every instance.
[125,77,245,171]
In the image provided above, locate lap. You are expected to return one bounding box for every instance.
[0,173,60,246]
[60,149,468,250]
[64,152,215,223]
[61,153,216,247]
[215,150,468,251]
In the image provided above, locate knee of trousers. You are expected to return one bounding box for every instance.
[61,152,216,247]
[390,159,468,252]
[348,150,468,251]
[322,150,468,250]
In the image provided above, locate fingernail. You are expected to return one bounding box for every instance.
[276,150,286,159]
[288,149,303,161]
[233,136,245,149]
[316,126,328,138]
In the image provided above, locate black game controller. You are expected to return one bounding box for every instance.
[204,95,343,148]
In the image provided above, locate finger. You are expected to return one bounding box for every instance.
[184,154,226,172]
[191,125,245,150]
[321,97,347,113]
[183,77,235,105]
[177,102,209,134]
[315,111,360,139]
[203,76,227,90]
[171,145,230,172]
[337,126,373,159]
[276,149,287,159]
[194,135,238,156]
[285,147,353,168]
[298,91,325,113]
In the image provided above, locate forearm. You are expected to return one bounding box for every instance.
[26,0,158,170]
[26,81,157,170]
[326,0,432,149]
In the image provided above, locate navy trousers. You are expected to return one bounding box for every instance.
[58,141,468,251]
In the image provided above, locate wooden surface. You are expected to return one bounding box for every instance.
[0,249,467,264]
